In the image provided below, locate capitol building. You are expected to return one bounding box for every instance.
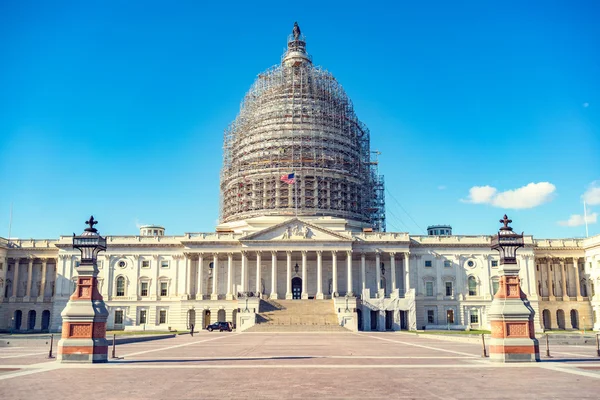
[1,25,599,334]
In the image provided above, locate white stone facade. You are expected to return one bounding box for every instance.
[1,218,599,333]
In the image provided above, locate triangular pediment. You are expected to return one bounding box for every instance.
[241,218,352,242]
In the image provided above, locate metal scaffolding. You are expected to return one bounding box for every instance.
[220,27,385,231]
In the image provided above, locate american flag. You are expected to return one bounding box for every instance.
[280,173,295,184]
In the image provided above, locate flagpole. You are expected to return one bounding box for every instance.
[584,200,589,238]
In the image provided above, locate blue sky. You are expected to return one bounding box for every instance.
[1,1,599,239]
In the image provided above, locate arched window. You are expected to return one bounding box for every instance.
[116,276,125,297]
[468,276,478,296]
[491,277,499,296]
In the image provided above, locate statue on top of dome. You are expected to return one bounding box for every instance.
[293,22,301,40]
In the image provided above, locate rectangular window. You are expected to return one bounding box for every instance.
[159,310,167,324]
[446,309,454,324]
[142,260,150,268]
[444,260,451,268]
[114,310,124,325]
[160,282,168,297]
[161,261,169,268]
[491,261,498,267]
[139,310,147,324]
[427,310,435,324]
[426,282,434,296]
[445,282,453,296]
[425,260,432,267]
[470,309,479,324]
[141,282,149,297]
[0,262,3,270]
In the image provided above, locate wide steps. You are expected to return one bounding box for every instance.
[249,299,347,332]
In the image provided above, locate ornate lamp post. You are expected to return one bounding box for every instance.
[489,215,539,362]
[57,216,109,363]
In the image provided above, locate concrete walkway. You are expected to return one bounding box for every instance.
[0,331,599,399]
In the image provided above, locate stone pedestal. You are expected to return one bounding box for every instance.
[488,266,539,362]
[57,263,108,363]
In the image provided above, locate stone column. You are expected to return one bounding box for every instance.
[404,252,411,293]
[316,250,323,299]
[184,254,192,298]
[25,258,34,299]
[196,254,204,300]
[390,252,396,292]
[39,259,48,300]
[560,259,568,299]
[574,258,582,299]
[240,251,247,294]
[360,253,366,294]
[226,253,233,300]
[256,252,262,296]
[375,252,381,294]
[12,258,20,297]
[286,251,292,299]
[346,250,353,296]
[332,251,338,296]
[547,259,555,300]
[270,251,278,299]
[301,250,308,299]
[211,254,219,300]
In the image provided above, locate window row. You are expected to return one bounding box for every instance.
[113,308,168,325]
[115,277,170,297]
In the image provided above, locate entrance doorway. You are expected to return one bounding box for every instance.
[357,309,363,331]
[400,311,407,330]
[570,309,579,329]
[292,277,302,299]
[14,310,22,331]
[187,309,196,330]
[542,309,551,330]
[41,310,51,332]
[385,310,393,330]
[370,310,378,331]
[28,310,36,330]
[556,309,566,329]
[203,310,211,329]
[217,309,226,322]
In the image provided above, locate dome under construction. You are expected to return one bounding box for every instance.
[219,23,385,231]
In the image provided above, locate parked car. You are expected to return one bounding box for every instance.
[206,322,233,332]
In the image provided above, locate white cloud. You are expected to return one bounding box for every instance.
[462,182,555,209]
[462,185,497,204]
[558,212,598,227]
[583,181,600,205]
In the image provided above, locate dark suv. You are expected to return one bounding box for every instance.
[206,322,233,332]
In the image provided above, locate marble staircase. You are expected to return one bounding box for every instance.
[246,299,348,332]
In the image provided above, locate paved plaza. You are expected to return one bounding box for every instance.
[1,332,599,399]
